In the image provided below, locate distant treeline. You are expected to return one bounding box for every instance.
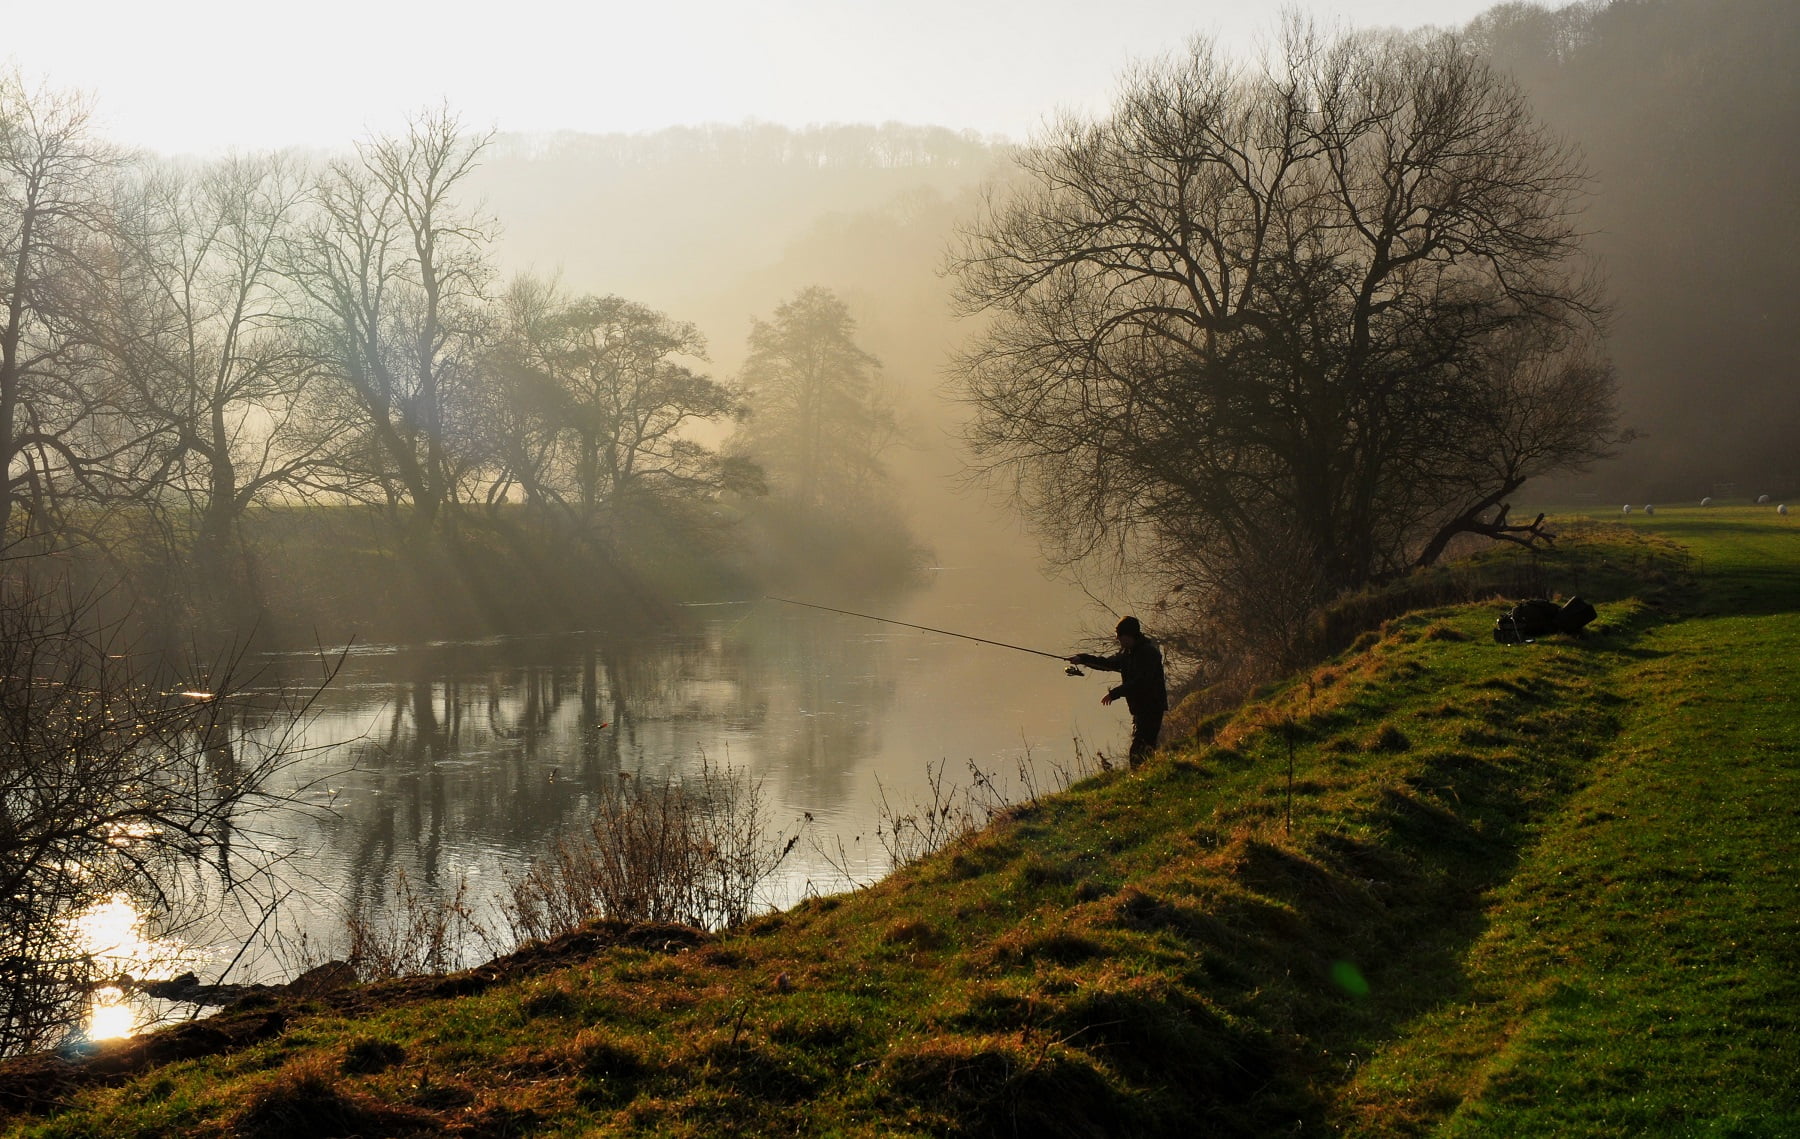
[492,121,1004,170]
[1469,0,1800,500]
[0,87,913,647]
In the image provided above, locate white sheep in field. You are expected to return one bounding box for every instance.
[1644,504,1656,515]
[1758,494,1770,504]
[1621,504,1632,515]
[1781,504,1790,516]
[1701,496,1714,506]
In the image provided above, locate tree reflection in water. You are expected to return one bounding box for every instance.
[116,586,1100,1012]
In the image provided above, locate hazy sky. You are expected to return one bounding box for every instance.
[14,0,1510,155]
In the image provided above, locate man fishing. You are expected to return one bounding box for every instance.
[1069,616,1167,767]
[765,597,1168,764]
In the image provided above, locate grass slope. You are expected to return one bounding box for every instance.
[3,510,1795,1137]
[1340,510,1800,1136]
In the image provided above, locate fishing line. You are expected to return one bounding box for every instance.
[765,596,1081,672]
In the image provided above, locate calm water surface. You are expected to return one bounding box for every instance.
[80,561,1128,1038]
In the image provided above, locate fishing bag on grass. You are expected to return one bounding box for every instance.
[1559,596,1597,634]
[1493,596,1597,644]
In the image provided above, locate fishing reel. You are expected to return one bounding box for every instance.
[1064,665,1085,677]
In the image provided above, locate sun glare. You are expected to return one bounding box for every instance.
[70,895,142,958]
[86,988,137,1041]
[64,893,200,1042]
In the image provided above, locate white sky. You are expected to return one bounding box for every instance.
[12,0,1508,155]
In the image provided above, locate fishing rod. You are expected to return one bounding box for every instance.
[765,596,1087,674]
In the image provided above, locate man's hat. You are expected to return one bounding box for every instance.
[1115,616,1142,638]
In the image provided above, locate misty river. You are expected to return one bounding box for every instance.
[76,555,1123,1040]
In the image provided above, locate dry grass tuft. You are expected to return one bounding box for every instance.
[234,1054,425,1138]
[881,1032,1116,1137]
[883,918,946,949]
[568,1026,652,1081]
[1364,724,1413,753]
[340,1036,406,1075]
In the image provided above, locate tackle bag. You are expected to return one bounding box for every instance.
[1493,596,1597,644]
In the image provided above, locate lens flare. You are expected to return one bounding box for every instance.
[1331,959,1370,998]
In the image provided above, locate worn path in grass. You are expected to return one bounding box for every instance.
[2,512,1795,1137]
[1339,507,1800,1135]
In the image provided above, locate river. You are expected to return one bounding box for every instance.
[74,551,1129,1040]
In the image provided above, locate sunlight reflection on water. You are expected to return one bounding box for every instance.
[65,892,200,1041]
[85,989,135,1041]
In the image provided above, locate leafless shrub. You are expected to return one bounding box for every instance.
[699,759,803,930]
[0,572,334,1055]
[343,871,497,982]
[874,760,976,870]
[874,748,1105,872]
[505,759,800,944]
[807,831,874,894]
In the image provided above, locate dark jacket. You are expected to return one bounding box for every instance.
[1075,637,1167,714]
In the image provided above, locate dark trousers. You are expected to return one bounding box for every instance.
[1129,706,1165,767]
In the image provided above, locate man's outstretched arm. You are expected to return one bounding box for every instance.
[1068,651,1124,672]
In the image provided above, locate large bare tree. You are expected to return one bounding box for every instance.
[96,153,352,591]
[952,24,1623,635]
[289,108,495,542]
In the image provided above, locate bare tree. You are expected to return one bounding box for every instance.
[0,73,127,544]
[952,24,1623,637]
[475,274,568,514]
[94,153,352,598]
[288,107,495,542]
[479,278,757,528]
[551,291,744,521]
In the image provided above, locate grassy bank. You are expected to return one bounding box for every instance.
[1338,508,1800,1135]
[3,510,1794,1136]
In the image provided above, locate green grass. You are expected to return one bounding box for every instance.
[1339,506,1800,1136]
[4,509,1796,1136]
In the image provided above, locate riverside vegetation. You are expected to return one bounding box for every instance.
[0,508,1795,1136]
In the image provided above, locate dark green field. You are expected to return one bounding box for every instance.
[4,509,1794,1137]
